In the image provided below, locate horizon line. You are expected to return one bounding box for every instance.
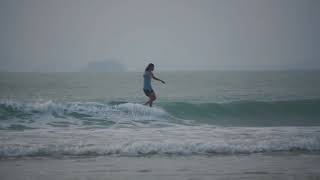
[1,68,320,73]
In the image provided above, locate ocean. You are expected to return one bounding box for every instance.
[0,71,320,179]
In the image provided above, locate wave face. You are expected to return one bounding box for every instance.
[1,99,320,130]
[160,99,320,126]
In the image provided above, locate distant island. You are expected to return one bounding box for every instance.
[82,60,127,72]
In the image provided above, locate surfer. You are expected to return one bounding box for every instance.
[143,63,165,107]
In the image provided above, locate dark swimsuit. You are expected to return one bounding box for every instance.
[143,89,154,96]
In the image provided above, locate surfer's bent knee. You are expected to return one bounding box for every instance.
[152,95,156,101]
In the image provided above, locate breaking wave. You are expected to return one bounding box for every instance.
[1,127,320,157]
[1,99,320,128]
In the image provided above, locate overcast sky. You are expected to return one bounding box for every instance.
[0,0,319,72]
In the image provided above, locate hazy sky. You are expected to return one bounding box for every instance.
[0,0,319,72]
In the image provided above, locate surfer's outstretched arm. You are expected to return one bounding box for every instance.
[151,73,165,84]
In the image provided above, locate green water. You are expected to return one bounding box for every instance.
[1,71,319,103]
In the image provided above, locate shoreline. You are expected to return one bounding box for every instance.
[1,153,320,180]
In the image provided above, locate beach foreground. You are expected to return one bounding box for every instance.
[1,153,320,180]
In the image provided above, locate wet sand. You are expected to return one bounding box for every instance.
[1,153,320,180]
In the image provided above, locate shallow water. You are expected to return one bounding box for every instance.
[1,153,320,180]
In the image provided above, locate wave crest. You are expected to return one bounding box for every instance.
[1,99,320,128]
[0,100,170,129]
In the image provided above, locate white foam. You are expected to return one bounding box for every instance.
[0,100,171,127]
[1,126,320,157]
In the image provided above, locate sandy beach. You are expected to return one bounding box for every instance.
[1,153,320,180]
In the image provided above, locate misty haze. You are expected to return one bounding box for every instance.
[82,60,127,72]
[0,0,319,72]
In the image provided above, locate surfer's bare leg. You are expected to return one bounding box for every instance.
[144,93,156,107]
[144,99,151,106]
[149,93,156,107]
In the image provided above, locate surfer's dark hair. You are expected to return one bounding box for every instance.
[145,63,154,71]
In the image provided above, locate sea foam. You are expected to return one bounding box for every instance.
[0,99,171,129]
[0,126,320,157]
